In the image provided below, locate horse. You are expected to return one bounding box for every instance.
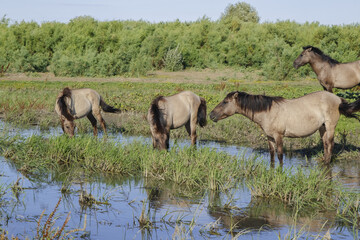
[147,91,207,150]
[55,87,120,137]
[293,46,360,92]
[210,91,360,165]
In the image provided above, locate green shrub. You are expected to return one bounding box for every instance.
[1,7,360,79]
[163,45,183,71]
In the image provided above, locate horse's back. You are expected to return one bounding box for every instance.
[285,91,341,118]
[56,88,101,119]
[333,61,360,88]
[269,91,341,138]
[164,91,202,129]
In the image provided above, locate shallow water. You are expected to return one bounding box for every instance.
[0,122,359,239]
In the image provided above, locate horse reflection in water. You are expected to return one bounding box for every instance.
[145,185,336,237]
[207,193,336,236]
[210,91,360,165]
[147,91,207,150]
[294,46,360,92]
[55,87,120,137]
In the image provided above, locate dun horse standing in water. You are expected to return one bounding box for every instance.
[293,46,360,92]
[210,91,360,164]
[147,91,207,150]
[55,87,120,137]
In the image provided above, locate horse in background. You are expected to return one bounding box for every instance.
[55,87,120,137]
[293,46,360,92]
[210,91,360,165]
[147,91,207,150]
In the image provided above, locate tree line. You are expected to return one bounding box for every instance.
[0,4,360,80]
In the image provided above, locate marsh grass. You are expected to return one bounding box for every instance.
[1,133,360,227]
[247,166,337,210]
[36,197,86,239]
[137,200,153,230]
[0,134,254,190]
[1,79,360,162]
[336,192,360,238]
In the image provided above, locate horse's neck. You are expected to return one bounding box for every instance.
[309,58,330,79]
[238,108,266,126]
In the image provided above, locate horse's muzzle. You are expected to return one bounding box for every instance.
[293,61,300,69]
[209,111,218,122]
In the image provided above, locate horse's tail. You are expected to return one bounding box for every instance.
[100,97,121,113]
[197,97,207,127]
[149,96,166,134]
[57,87,74,121]
[339,98,360,121]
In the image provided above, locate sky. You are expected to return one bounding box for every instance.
[1,0,360,26]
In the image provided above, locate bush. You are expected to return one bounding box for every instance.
[163,45,183,71]
[1,7,360,79]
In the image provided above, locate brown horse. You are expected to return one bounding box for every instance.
[210,91,360,164]
[147,91,207,150]
[293,46,360,92]
[55,87,120,137]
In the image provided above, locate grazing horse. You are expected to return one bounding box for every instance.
[293,46,360,92]
[55,87,120,137]
[210,91,360,165]
[147,91,207,150]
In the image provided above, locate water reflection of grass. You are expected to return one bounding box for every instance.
[1,133,359,231]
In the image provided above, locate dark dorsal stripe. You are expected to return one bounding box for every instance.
[303,45,339,66]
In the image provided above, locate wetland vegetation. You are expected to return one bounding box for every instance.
[1,2,360,238]
[0,71,360,238]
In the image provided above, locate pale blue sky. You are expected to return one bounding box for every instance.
[1,0,360,25]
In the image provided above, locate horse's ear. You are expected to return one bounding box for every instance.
[232,92,239,99]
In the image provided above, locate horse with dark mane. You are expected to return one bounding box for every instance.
[210,91,360,165]
[293,46,360,92]
[55,87,120,137]
[147,91,207,150]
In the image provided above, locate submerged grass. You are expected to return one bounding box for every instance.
[1,133,360,223]
[0,134,259,191]
[248,166,337,209]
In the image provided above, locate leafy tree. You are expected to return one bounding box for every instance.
[220,2,259,30]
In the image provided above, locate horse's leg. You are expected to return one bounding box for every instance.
[87,112,98,136]
[323,123,335,164]
[165,131,170,150]
[189,114,198,146]
[319,125,328,161]
[92,108,107,135]
[274,135,284,165]
[321,82,333,93]
[185,121,190,135]
[267,137,276,167]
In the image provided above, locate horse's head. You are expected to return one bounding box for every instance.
[63,118,75,137]
[210,92,239,122]
[151,132,169,150]
[293,46,314,69]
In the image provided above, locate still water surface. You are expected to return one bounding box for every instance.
[0,122,359,239]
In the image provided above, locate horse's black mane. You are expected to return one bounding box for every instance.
[227,91,284,116]
[150,96,166,134]
[303,45,339,66]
